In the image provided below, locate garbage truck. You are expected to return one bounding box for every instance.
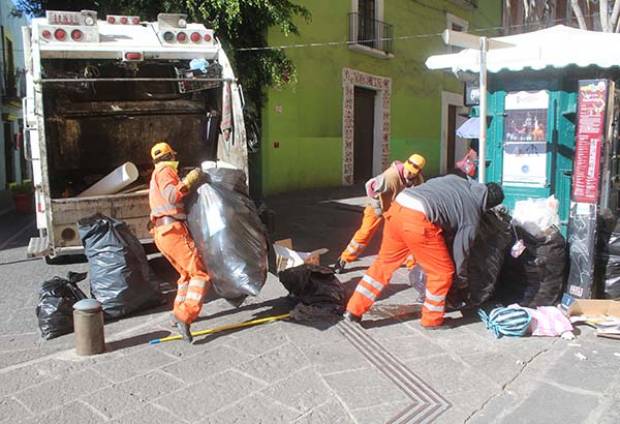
[22,10,249,260]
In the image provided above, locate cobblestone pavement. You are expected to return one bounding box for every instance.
[0,191,619,424]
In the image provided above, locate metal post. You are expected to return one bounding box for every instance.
[478,36,488,183]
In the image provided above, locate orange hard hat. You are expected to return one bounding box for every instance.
[404,154,426,174]
[150,142,176,160]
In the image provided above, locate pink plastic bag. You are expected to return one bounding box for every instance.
[456,148,477,177]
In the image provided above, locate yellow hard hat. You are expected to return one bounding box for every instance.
[150,142,176,160]
[405,154,426,173]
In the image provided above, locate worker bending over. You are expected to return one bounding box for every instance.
[334,154,426,274]
[345,174,504,328]
[149,142,209,343]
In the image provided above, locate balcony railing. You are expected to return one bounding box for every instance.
[348,12,394,55]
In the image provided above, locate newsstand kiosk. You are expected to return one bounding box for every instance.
[425,26,620,299]
[481,76,620,300]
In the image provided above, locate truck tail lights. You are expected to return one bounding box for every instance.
[71,29,83,41]
[54,28,66,41]
[124,52,143,61]
[106,15,141,25]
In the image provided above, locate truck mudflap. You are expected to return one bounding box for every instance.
[27,235,51,258]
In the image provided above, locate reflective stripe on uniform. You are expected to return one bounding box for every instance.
[346,240,366,253]
[425,289,446,303]
[362,274,384,292]
[188,278,207,290]
[423,302,444,312]
[185,291,204,302]
[346,245,359,254]
[355,284,377,301]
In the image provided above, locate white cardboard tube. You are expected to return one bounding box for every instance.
[78,162,139,197]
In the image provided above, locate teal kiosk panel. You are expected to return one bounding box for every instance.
[483,78,577,236]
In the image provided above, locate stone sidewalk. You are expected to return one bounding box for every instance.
[0,189,619,423]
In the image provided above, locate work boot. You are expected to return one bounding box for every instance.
[342,311,362,324]
[174,317,193,343]
[333,259,347,274]
[422,317,454,331]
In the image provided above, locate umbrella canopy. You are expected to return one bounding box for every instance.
[426,25,620,73]
[456,117,480,138]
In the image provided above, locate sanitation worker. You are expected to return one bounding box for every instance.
[334,154,426,274]
[149,141,209,343]
[344,174,504,328]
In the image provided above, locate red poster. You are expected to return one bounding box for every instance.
[572,80,608,203]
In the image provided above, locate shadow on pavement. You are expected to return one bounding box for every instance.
[0,212,37,251]
[106,330,171,352]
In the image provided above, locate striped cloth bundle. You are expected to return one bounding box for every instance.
[478,306,532,338]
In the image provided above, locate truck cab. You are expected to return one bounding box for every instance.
[22,10,248,259]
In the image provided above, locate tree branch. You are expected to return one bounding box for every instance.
[571,0,588,30]
[600,0,610,31]
[610,0,620,32]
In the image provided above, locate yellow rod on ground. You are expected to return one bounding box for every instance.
[149,313,291,345]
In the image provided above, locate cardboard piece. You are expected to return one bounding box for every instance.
[273,239,328,273]
[567,299,620,319]
[567,299,620,339]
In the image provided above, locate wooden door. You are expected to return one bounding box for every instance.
[354,87,376,183]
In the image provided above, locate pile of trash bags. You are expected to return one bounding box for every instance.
[495,225,567,307]
[78,214,162,319]
[36,272,87,339]
[186,167,268,305]
[419,197,569,310]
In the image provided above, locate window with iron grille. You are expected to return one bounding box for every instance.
[348,0,393,56]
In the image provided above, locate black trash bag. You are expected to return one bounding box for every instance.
[186,167,268,304]
[78,214,161,319]
[36,272,87,339]
[597,254,620,299]
[496,226,567,307]
[596,212,620,299]
[460,209,514,306]
[278,264,345,315]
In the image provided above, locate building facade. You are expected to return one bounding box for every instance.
[0,0,28,215]
[503,0,614,34]
[259,0,502,195]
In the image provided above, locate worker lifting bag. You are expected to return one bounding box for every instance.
[78,214,161,319]
[36,272,88,339]
[186,167,268,304]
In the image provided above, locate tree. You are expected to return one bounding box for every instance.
[14,0,311,110]
[506,0,620,33]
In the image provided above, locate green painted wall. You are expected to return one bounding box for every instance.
[261,0,502,195]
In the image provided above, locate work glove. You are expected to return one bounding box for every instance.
[182,168,204,192]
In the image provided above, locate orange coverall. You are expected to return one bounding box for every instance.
[340,162,422,264]
[149,163,210,324]
[346,204,455,327]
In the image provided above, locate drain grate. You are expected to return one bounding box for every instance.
[338,320,451,424]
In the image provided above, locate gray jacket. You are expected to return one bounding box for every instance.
[400,174,489,279]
